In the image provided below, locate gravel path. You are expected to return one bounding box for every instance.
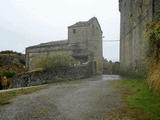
[0,75,122,120]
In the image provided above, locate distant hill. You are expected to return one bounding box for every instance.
[0,50,25,74]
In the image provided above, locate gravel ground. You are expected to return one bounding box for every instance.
[0,75,122,120]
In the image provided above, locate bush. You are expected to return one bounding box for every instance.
[0,71,16,78]
[0,50,22,55]
[36,55,77,70]
[0,71,15,89]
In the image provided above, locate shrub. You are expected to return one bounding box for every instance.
[1,76,8,89]
[0,71,16,78]
[0,50,22,55]
[0,71,15,89]
[36,55,77,70]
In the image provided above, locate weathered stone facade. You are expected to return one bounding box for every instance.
[119,0,160,76]
[26,17,103,74]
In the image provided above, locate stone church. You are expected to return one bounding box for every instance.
[119,0,160,76]
[26,17,103,74]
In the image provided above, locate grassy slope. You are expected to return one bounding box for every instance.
[110,78,160,120]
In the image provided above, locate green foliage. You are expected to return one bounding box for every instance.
[146,21,160,57]
[0,71,16,78]
[0,50,22,55]
[0,71,15,89]
[118,78,160,120]
[36,55,77,70]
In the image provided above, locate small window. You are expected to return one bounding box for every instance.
[73,29,76,34]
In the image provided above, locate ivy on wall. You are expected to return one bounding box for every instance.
[146,21,160,92]
[146,21,160,60]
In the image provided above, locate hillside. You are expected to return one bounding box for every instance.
[0,51,25,74]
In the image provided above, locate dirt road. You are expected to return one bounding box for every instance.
[0,75,122,120]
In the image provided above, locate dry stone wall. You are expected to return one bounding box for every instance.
[12,62,96,88]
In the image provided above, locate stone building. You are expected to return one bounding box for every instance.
[119,0,160,76]
[26,17,103,74]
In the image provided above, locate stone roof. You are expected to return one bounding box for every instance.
[27,40,68,49]
[68,17,97,28]
[40,40,68,46]
[69,22,90,27]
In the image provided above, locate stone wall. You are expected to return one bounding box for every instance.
[26,41,71,70]
[153,0,160,20]
[119,0,157,77]
[68,17,103,74]
[12,62,95,88]
[87,19,103,74]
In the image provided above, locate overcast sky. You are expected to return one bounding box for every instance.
[0,0,120,61]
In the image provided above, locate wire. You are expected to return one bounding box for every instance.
[103,40,120,42]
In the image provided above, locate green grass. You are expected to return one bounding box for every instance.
[0,85,48,106]
[118,78,160,120]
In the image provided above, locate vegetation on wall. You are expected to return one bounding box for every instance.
[146,21,160,92]
[146,21,160,58]
[36,55,77,70]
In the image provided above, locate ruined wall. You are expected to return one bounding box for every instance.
[119,0,153,76]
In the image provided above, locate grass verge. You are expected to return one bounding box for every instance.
[0,85,48,106]
[109,78,160,120]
